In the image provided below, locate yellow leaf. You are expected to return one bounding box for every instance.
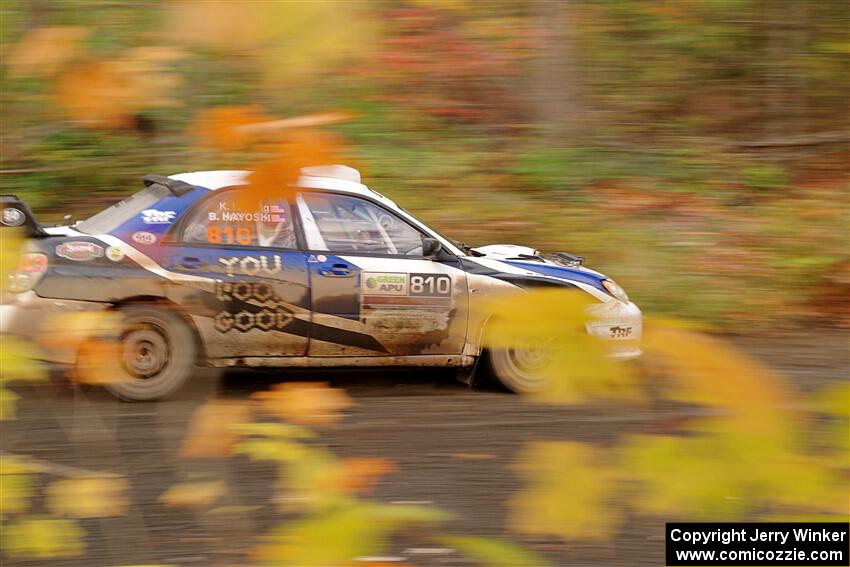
[39,311,121,350]
[253,502,445,566]
[510,441,621,540]
[0,464,33,516]
[641,319,793,440]
[476,288,642,403]
[166,2,378,83]
[0,387,21,421]
[410,0,470,10]
[47,476,128,518]
[0,227,25,278]
[2,516,85,558]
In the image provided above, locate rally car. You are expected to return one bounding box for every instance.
[1,166,641,400]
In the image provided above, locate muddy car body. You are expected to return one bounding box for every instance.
[1,166,642,400]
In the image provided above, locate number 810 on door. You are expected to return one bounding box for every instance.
[410,274,452,297]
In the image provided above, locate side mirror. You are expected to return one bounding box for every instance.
[422,237,442,258]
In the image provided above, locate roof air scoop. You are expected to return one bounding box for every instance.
[143,174,195,196]
[300,164,361,184]
[471,244,540,258]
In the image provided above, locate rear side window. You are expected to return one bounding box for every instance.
[77,185,170,234]
[179,190,297,249]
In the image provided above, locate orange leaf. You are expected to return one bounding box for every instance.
[53,54,179,128]
[47,476,129,518]
[333,457,397,494]
[159,481,225,509]
[5,27,89,78]
[235,129,348,208]
[253,382,353,426]
[181,400,253,458]
[193,106,273,152]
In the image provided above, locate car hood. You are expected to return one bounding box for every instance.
[468,243,612,297]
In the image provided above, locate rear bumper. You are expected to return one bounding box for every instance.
[0,291,108,364]
[586,300,643,360]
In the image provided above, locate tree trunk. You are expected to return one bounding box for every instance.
[533,0,584,144]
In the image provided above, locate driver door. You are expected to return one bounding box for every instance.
[296,190,468,357]
[161,188,311,360]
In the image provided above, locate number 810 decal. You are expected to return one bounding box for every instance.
[410,274,452,297]
[208,226,252,245]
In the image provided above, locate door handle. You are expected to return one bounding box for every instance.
[319,263,354,277]
[179,256,204,270]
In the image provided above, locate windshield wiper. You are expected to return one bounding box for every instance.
[453,241,485,256]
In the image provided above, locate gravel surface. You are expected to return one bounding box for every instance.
[2,332,847,567]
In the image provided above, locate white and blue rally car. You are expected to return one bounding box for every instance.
[1,166,641,400]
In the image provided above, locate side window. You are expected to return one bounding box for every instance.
[180,189,296,249]
[298,192,423,256]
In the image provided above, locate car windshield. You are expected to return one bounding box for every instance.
[394,205,473,256]
[76,185,170,234]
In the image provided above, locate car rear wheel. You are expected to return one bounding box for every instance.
[104,305,196,401]
[487,345,552,394]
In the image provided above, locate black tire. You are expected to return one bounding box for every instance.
[104,304,197,402]
[487,345,551,395]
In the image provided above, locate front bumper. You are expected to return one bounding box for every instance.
[586,299,643,360]
[1,290,108,364]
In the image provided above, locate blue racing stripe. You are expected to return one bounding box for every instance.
[503,261,609,294]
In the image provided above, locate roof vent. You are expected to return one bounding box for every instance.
[300,164,361,184]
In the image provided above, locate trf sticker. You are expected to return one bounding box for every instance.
[140,209,176,224]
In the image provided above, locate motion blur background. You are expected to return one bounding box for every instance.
[1,0,847,328]
[0,2,848,566]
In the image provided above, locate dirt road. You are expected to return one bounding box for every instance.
[2,333,847,566]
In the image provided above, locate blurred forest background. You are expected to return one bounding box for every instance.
[1,0,848,328]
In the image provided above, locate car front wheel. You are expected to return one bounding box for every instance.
[104,304,197,401]
[487,345,552,394]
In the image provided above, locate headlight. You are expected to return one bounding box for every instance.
[602,279,629,303]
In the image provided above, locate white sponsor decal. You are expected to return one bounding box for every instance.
[206,207,286,224]
[219,255,283,277]
[140,209,176,224]
[56,241,104,261]
[131,231,157,245]
[212,281,294,333]
[105,246,125,262]
[0,207,25,227]
[587,323,635,340]
[363,272,408,296]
